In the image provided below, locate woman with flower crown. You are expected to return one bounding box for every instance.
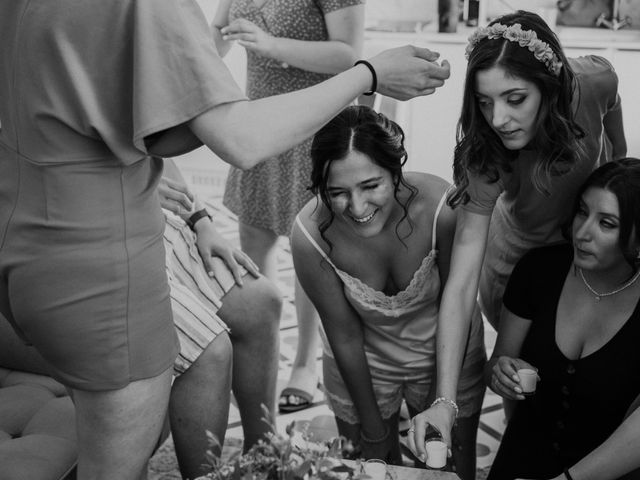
[486,158,640,480]
[405,9,626,462]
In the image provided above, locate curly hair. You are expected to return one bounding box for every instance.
[448,10,584,208]
[309,105,417,248]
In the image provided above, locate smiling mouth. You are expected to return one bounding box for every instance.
[498,129,520,137]
[350,210,376,224]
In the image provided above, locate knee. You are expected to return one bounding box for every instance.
[193,333,233,375]
[255,276,282,327]
[227,276,282,338]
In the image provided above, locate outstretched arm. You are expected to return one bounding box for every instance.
[219,5,364,74]
[409,209,490,459]
[181,46,450,170]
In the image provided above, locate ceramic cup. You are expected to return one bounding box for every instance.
[364,459,387,480]
[517,368,538,395]
[424,439,448,469]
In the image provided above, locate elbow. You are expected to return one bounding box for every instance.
[227,147,265,171]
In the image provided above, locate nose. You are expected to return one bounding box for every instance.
[573,216,593,242]
[348,192,368,217]
[491,102,510,129]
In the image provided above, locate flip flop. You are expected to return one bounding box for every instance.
[278,387,315,413]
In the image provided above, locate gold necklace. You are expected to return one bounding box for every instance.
[578,267,640,302]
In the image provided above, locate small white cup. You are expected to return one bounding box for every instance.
[517,368,538,395]
[364,459,387,480]
[424,440,448,469]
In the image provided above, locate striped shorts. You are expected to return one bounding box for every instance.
[163,212,244,375]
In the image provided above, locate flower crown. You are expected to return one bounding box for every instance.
[465,23,563,76]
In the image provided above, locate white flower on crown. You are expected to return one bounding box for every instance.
[465,22,562,76]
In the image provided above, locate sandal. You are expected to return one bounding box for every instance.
[278,386,316,413]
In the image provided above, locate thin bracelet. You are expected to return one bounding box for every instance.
[563,468,574,480]
[354,60,377,96]
[360,424,390,444]
[431,396,459,419]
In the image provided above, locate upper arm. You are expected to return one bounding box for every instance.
[434,202,458,294]
[324,4,365,52]
[490,307,532,361]
[445,208,492,297]
[291,219,363,346]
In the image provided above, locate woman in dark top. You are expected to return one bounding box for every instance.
[486,158,640,480]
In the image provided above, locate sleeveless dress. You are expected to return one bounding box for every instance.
[296,193,486,423]
[222,0,364,236]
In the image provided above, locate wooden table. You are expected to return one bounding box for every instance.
[342,460,460,480]
[386,463,460,480]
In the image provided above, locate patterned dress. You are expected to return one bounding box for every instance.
[223,0,364,236]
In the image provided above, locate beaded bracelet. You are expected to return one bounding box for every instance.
[354,60,377,96]
[563,468,574,480]
[431,397,459,419]
[360,424,390,444]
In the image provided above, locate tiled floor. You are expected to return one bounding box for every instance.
[149,158,507,479]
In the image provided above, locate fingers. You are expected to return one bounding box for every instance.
[491,360,525,400]
[411,45,441,62]
[158,178,194,214]
[234,250,260,278]
[220,18,258,41]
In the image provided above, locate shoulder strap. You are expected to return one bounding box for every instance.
[295,215,332,264]
[431,188,450,251]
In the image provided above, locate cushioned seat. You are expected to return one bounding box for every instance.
[0,320,77,480]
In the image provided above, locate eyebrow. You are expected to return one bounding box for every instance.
[327,176,384,190]
[578,200,620,220]
[475,88,528,97]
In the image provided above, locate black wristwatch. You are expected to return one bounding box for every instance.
[186,208,211,231]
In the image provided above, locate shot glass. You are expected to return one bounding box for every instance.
[364,459,387,480]
[424,439,448,469]
[517,368,538,396]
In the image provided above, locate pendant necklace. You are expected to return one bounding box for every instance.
[578,267,640,302]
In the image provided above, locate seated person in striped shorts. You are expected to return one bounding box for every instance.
[160,159,282,480]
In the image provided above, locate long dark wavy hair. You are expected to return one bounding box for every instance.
[567,157,640,270]
[309,105,417,247]
[448,10,585,208]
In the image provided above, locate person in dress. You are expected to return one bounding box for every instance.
[0,0,451,476]
[408,10,626,455]
[212,0,366,413]
[486,158,640,480]
[292,106,485,479]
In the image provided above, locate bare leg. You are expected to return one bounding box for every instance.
[238,223,279,281]
[170,334,233,480]
[73,367,173,480]
[218,274,282,449]
[286,278,321,394]
[238,222,321,411]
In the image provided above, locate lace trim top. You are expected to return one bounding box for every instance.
[296,192,446,317]
[296,191,452,378]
